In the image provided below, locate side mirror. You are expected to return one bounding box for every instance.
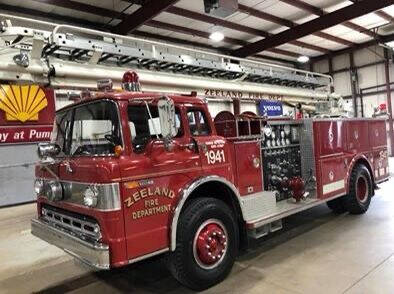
[158,97,177,150]
[37,143,60,162]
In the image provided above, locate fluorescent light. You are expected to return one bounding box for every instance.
[209,31,224,42]
[297,55,310,63]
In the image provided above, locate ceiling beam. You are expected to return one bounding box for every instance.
[113,0,179,34]
[349,0,394,23]
[30,0,124,19]
[134,30,296,64]
[313,31,354,46]
[0,3,111,29]
[28,0,330,54]
[279,0,380,38]
[375,10,394,22]
[167,6,330,53]
[312,32,394,62]
[167,6,270,38]
[0,3,296,66]
[341,20,377,38]
[237,4,353,46]
[279,0,323,16]
[146,20,300,58]
[233,0,393,58]
[238,4,295,27]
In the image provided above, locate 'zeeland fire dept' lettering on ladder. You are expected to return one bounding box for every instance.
[0,85,55,144]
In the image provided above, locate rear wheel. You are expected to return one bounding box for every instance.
[343,164,373,214]
[169,198,238,291]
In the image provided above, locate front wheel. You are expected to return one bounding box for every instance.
[168,198,239,291]
[343,164,373,214]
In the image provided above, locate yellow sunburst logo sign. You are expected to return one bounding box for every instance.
[0,85,48,123]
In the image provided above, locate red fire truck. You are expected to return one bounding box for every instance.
[31,72,389,290]
[0,16,388,290]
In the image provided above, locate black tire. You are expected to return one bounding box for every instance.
[343,164,373,214]
[326,197,346,214]
[168,198,239,291]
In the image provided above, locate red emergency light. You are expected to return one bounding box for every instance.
[122,70,141,92]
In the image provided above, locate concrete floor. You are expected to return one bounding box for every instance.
[1,160,393,294]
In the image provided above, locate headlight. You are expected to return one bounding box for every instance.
[83,186,98,208]
[46,181,63,201]
[34,179,44,196]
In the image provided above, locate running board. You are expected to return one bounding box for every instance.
[248,219,283,239]
[246,191,344,230]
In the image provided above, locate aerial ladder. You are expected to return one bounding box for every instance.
[0,13,339,112]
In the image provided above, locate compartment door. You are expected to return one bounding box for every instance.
[347,121,369,152]
[320,156,346,199]
[234,141,262,196]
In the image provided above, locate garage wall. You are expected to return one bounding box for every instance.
[313,45,393,111]
[0,144,38,206]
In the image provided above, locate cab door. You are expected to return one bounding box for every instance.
[186,108,233,181]
[120,103,201,260]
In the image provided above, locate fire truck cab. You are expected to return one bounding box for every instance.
[32,86,389,290]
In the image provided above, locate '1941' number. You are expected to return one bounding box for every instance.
[205,149,225,164]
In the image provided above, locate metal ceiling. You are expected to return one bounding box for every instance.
[0,0,393,65]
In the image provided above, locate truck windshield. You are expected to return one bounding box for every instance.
[53,100,122,156]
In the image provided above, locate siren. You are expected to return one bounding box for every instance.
[122,71,141,92]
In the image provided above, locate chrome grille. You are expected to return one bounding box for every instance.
[41,206,101,242]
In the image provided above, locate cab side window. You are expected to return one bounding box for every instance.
[128,105,183,152]
[187,109,210,136]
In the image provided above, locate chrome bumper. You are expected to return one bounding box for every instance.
[31,218,110,270]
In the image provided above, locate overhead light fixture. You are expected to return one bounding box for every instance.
[297,55,310,63]
[209,31,224,42]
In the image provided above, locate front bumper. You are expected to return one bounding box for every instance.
[31,218,110,270]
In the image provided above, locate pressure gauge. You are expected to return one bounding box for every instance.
[271,130,276,139]
[284,125,291,136]
[264,125,272,137]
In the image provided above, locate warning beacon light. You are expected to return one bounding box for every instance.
[122,70,141,92]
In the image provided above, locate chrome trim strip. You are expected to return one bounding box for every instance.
[37,178,120,186]
[31,218,110,270]
[170,175,243,251]
[128,248,169,264]
[38,179,121,211]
